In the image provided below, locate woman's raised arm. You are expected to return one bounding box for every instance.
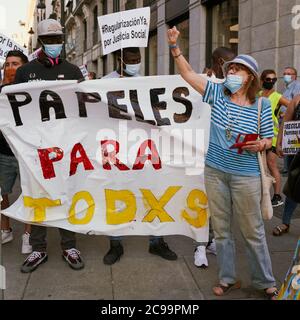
[167,26,208,96]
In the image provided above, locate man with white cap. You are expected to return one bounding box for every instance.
[15,19,83,83]
[15,19,84,273]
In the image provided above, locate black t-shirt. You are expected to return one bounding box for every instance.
[0,132,13,156]
[14,58,83,83]
[0,58,83,156]
[0,84,15,156]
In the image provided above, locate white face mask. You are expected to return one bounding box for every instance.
[283,75,293,85]
[124,63,141,76]
[224,74,244,94]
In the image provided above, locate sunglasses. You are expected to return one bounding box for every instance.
[264,77,277,83]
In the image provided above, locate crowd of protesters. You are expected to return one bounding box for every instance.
[0,19,300,300]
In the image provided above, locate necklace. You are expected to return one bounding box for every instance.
[225,99,247,141]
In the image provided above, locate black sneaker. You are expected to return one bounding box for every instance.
[149,238,177,261]
[62,248,84,270]
[103,240,124,265]
[271,194,284,207]
[21,251,48,273]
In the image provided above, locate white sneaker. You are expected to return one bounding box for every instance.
[206,239,217,256]
[22,232,32,254]
[1,228,13,244]
[194,245,208,268]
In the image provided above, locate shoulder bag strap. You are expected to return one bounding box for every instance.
[257,97,262,135]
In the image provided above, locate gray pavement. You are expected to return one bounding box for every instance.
[1,176,300,300]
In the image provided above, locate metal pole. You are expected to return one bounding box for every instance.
[0,208,4,300]
[120,48,123,78]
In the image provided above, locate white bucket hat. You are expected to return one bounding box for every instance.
[223,54,259,80]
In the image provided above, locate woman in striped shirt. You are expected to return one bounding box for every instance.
[167,26,278,299]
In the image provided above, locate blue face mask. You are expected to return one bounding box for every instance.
[224,74,244,94]
[43,44,63,59]
[283,75,293,85]
[124,63,141,76]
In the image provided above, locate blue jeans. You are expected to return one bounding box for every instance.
[282,155,298,225]
[110,236,162,244]
[204,165,276,289]
[0,153,19,195]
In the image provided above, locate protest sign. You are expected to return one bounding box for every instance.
[28,48,42,62]
[79,64,89,79]
[0,32,28,59]
[98,7,150,55]
[0,75,211,242]
[282,121,300,155]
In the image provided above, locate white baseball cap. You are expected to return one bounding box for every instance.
[37,19,63,37]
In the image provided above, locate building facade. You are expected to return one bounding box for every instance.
[239,0,300,90]
[28,0,59,53]
[60,0,240,77]
[30,0,300,85]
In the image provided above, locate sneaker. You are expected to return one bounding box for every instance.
[21,251,48,273]
[103,240,124,265]
[194,245,208,268]
[149,238,177,261]
[62,248,84,270]
[271,194,284,207]
[1,228,13,244]
[206,239,217,256]
[21,232,32,254]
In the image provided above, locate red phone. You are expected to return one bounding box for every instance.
[230,133,259,153]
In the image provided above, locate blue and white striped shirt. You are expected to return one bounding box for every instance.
[203,81,273,176]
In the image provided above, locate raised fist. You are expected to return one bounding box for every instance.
[167,26,180,45]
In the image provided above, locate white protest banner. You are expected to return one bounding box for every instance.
[98,7,150,55]
[0,32,28,59]
[282,121,300,155]
[0,75,211,242]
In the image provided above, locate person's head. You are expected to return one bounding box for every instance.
[88,71,96,80]
[260,69,277,91]
[3,50,28,84]
[283,67,297,85]
[212,47,236,78]
[37,19,64,60]
[223,54,260,104]
[116,47,141,76]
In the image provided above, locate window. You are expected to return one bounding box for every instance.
[113,0,120,12]
[143,0,156,6]
[125,0,136,10]
[145,32,157,75]
[83,19,87,51]
[169,17,189,75]
[206,0,239,66]
[93,6,98,45]
[102,0,108,15]
[102,55,107,77]
[165,0,189,22]
[66,0,73,16]
[92,61,98,77]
